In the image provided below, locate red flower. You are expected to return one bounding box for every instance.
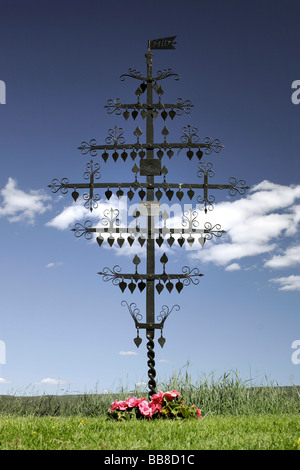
[164,390,180,401]
[109,399,128,411]
[149,402,162,414]
[150,391,165,405]
[126,396,145,408]
[138,399,153,418]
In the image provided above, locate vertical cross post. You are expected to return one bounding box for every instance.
[145,49,156,397]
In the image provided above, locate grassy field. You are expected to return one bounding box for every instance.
[0,371,299,450]
[0,414,299,450]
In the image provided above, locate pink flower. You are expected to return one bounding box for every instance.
[164,390,180,401]
[192,405,201,419]
[138,399,153,418]
[150,391,165,405]
[109,399,119,411]
[109,399,128,411]
[149,402,162,414]
[116,400,128,411]
[126,397,140,408]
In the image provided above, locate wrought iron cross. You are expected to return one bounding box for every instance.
[49,40,249,398]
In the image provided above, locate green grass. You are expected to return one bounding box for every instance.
[0,371,299,450]
[0,414,299,450]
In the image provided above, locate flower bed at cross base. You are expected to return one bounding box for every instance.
[107,390,201,420]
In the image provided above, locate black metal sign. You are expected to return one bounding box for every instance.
[149,36,176,50]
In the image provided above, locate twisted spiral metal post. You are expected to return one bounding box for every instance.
[146,334,156,399]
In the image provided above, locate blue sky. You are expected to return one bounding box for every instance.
[1,0,300,395]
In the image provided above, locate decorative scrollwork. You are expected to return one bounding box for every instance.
[197,194,215,213]
[155,69,180,81]
[204,222,224,239]
[175,98,193,115]
[100,265,122,285]
[83,160,101,181]
[71,220,93,240]
[78,139,98,157]
[121,300,143,324]
[182,208,199,229]
[228,177,248,196]
[120,68,144,81]
[48,178,69,194]
[203,137,224,154]
[181,266,201,285]
[82,193,101,211]
[101,208,120,228]
[105,98,123,115]
[180,125,200,144]
[197,161,215,179]
[105,126,125,146]
[157,304,180,324]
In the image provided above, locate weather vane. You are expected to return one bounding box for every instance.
[49,37,249,398]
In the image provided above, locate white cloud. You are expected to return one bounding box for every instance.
[225,263,241,271]
[270,275,300,291]
[190,180,300,268]
[45,179,300,292]
[0,177,51,224]
[0,378,11,384]
[45,261,63,269]
[36,378,68,386]
[135,381,147,387]
[264,245,300,269]
[46,203,87,230]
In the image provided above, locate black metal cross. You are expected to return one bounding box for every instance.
[49,41,249,399]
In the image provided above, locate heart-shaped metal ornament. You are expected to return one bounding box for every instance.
[128,235,135,246]
[128,281,136,293]
[157,149,164,159]
[105,189,112,200]
[178,236,185,247]
[158,335,166,348]
[107,236,115,247]
[169,109,176,120]
[134,336,142,348]
[175,280,184,293]
[138,280,146,292]
[156,236,164,247]
[119,280,127,292]
[123,110,130,120]
[101,151,109,162]
[156,282,164,294]
[155,189,163,201]
[176,189,184,201]
[96,235,104,247]
[127,189,135,200]
[72,190,79,202]
[187,150,194,160]
[117,237,125,247]
[166,281,174,293]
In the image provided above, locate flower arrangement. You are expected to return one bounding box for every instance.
[107,390,201,420]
